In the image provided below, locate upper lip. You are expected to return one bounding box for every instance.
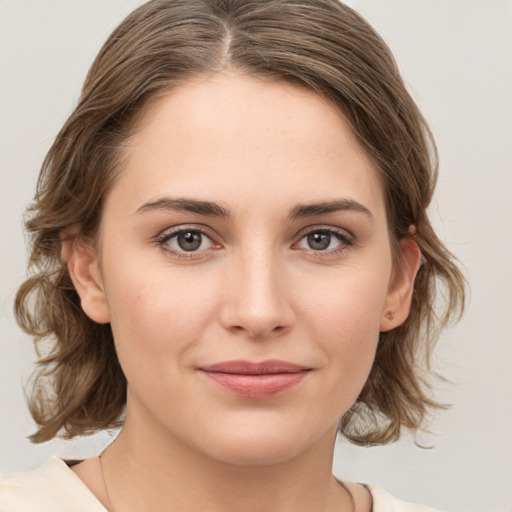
[199,360,310,374]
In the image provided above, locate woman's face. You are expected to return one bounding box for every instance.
[73,73,417,465]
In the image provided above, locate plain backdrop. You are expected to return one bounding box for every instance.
[1,1,511,511]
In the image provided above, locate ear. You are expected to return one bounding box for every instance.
[61,231,110,324]
[379,235,422,332]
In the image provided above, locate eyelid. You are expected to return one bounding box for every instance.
[294,224,355,241]
[292,225,356,255]
[156,224,222,259]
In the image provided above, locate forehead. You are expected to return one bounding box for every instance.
[109,72,385,220]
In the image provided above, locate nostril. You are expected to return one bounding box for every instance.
[229,323,287,339]
[219,280,295,338]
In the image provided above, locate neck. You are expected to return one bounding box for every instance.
[101,404,351,512]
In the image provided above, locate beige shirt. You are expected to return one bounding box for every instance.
[0,458,441,512]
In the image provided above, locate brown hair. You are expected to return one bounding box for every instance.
[15,0,465,445]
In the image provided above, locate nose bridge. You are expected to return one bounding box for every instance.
[221,238,293,338]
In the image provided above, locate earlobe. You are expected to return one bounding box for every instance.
[380,235,422,332]
[61,234,110,324]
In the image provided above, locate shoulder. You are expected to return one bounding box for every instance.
[0,458,107,512]
[367,484,443,512]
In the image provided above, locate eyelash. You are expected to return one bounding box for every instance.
[156,227,218,260]
[294,227,356,258]
[155,226,356,260]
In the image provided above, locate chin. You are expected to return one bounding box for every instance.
[208,439,305,467]
[190,419,333,467]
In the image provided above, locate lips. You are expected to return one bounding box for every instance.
[199,360,311,398]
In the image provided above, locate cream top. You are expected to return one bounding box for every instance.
[0,458,441,512]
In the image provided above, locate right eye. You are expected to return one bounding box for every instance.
[157,228,219,258]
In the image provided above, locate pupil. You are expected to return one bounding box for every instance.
[308,232,330,250]
[178,231,202,251]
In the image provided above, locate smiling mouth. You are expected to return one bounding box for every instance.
[198,360,311,398]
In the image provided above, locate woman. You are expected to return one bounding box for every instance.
[1,0,465,510]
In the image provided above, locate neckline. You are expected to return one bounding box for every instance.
[52,458,110,511]
[58,457,375,512]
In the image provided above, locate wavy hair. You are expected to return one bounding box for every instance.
[15,0,465,444]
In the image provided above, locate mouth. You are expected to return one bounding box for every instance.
[198,360,312,398]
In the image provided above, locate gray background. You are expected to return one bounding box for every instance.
[1,1,511,511]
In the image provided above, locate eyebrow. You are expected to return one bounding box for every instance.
[135,197,372,221]
[287,199,373,221]
[135,198,231,218]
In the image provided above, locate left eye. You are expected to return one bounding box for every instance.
[296,230,348,251]
[163,230,215,252]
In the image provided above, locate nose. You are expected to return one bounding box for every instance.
[219,247,295,339]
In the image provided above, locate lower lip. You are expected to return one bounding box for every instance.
[201,371,309,398]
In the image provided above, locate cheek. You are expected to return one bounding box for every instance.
[300,266,390,392]
[302,263,389,339]
[103,259,220,374]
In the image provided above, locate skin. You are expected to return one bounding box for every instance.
[67,72,421,512]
